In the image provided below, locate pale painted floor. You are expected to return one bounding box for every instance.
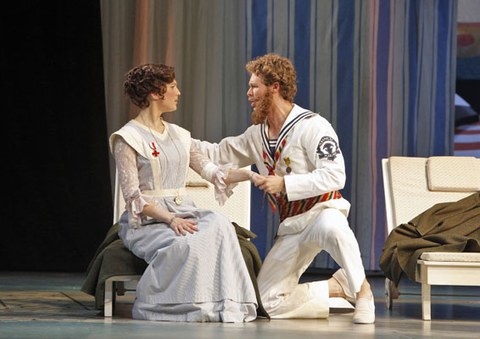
[0,271,479,339]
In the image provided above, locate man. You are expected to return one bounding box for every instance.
[194,54,375,324]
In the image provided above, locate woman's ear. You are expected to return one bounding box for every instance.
[150,92,162,101]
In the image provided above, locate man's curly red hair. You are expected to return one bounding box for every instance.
[246,54,297,103]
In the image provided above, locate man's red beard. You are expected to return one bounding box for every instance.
[251,91,273,125]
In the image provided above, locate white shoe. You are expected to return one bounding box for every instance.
[353,295,375,324]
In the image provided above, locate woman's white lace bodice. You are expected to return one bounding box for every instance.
[113,132,236,228]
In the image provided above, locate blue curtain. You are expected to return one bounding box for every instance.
[247,0,458,270]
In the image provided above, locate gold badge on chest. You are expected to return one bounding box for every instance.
[284,157,292,174]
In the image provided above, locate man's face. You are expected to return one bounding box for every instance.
[247,74,269,108]
[247,74,273,123]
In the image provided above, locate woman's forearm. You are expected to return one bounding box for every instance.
[224,169,261,185]
[142,204,175,224]
[142,203,198,236]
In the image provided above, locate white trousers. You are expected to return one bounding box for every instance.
[257,208,366,318]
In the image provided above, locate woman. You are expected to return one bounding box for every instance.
[109,63,260,322]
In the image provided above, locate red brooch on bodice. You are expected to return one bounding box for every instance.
[150,142,159,157]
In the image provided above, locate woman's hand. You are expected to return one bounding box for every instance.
[249,172,262,185]
[169,217,199,236]
[254,175,285,195]
[142,204,198,236]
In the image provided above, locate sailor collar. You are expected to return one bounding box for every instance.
[261,104,316,162]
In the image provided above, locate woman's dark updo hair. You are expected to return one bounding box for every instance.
[124,63,176,109]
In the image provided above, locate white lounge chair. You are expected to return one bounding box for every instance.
[382,156,480,320]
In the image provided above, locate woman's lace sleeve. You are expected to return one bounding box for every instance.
[189,142,238,206]
[113,137,156,228]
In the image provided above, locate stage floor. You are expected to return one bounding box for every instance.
[0,271,479,338]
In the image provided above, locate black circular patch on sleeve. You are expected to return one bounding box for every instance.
[316,136,341,161]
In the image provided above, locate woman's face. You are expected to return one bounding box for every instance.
[159,80,181,112]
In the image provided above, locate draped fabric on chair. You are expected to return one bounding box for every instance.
[100,0,457,270]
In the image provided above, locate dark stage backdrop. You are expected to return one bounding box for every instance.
[4,2,113,272]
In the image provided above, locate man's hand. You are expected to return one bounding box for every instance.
[254,175,285,195]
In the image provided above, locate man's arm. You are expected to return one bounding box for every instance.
[191,128,256,168]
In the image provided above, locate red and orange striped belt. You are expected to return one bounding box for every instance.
[276,190,342,223]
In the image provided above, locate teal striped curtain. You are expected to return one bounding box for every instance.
[247,0,458,270]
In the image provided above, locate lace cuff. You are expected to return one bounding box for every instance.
[191,142,238,205]
[126,192,156,229]
[211,163,238,206]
